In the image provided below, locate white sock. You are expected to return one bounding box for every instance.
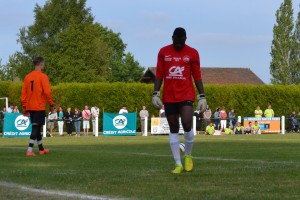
[184,129,194,156]
[169,133,182,166]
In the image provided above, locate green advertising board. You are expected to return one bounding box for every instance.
[3,113,32,138]
[103,112,137,136]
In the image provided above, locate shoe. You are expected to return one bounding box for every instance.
[39,149,49,155]
[185,155,193,172]
[26,151,35,157]
[171,164,184,174]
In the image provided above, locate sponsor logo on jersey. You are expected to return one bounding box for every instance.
[183,56,190,63]
[164,55,172,62]
[173,57,181,62]
[168,66,184,77]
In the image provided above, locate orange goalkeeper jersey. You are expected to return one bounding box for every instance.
[21,70,53,111]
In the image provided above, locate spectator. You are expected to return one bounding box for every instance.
[13,105,20,113]
[139,106,149,136]
[213,108,220,130]
[91,105,100,136]
[228,109,236,128]
[119,105,128,114]
[193,109,201,134]
[220,107,227,131]
[234,122,244,134]
[244,122,253,134]
[57,106,64,136]
[47,108,57,137]
[0,107,6,131]
[65,107,73,136]
[252,121,261,134]
[203,105,212,129]
[254,106,263,118]
[225,125,233,135]
[7,104,14,113]
[205,121,215,135]
[73,108,82,137]
[159,105,166,118]
[82,105,91,136]
[264,104,274,118]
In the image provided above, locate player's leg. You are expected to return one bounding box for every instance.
[179,102,194,172]
[165,103,183,174]
[27,122,38,156]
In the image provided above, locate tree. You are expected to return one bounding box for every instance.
[270,0,294,84]
[290,4,300,84]
[9,0,143,84]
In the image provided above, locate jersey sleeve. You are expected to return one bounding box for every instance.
[191,49,202,81]
[21,76,28,108]
[156,49,164,79]
[42,74,54,106]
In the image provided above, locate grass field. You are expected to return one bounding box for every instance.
[0,134,300,200]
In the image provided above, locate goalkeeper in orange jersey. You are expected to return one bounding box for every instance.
[21,56,54,156]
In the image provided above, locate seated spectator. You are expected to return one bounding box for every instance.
[205,121,215,135]
[225,125,233,135]
[252,121,261,134]
[244,122,253,134]
[7,104,14,113]
[234,122,244,134]
[12,105,20,113]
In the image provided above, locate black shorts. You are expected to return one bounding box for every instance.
[29,111,46,125]
[164,101,193,116]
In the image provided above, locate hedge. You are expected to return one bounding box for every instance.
[1,81,300,129]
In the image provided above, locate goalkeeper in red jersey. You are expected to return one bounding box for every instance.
[152,27,207,174]
[21,56,54,156]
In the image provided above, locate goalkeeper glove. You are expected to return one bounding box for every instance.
[152,91,163,109]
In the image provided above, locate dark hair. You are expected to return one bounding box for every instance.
[33,56,44,66]
[173,27,186,37]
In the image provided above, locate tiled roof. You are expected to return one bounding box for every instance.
[140,67,265,85]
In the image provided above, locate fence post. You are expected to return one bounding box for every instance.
[43,117,47,137]
[193,116,196,135]
[238,116,242,123]
[144,117,148,136]
[95,116,99,137]
[281,116,285,134]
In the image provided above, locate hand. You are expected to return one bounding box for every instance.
[23,106,29,117]
[196,94,207,113]
[152,91,163,109]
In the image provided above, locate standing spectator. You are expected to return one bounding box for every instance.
[82,105,91,136]
[21,56,53,156]
[7,104,14,113]
[65,107,73,136]
[203,105,212,129]
[91,105,100,136]
[244,122,253,134]
[13,105,20,113]
[159,105,166,117]
[254,106,263,118]
[234,122,244,134]
[264,104,274,118]
[47,108,57,137]
[0,107,6,132]
[213,108,220,130]
[220,107,227,131]
[139,106,149,136]
[228,109,236,128]
[205,121,215,135]
[252,121,261,134]
[73,108,82,137]
[119,105,128,114]
[57,106,64,136]
[193,109,201,134]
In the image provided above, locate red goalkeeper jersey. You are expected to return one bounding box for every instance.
[156,44,202,103]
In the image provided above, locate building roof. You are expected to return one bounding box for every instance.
[140,67,265,85]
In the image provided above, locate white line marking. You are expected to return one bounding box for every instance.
[0,181,125,200]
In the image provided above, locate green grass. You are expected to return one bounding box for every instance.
[1,134,300,199]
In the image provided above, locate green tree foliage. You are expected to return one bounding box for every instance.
[270,0,295,84]
[290,4,300,84]
[6,0,143,84]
